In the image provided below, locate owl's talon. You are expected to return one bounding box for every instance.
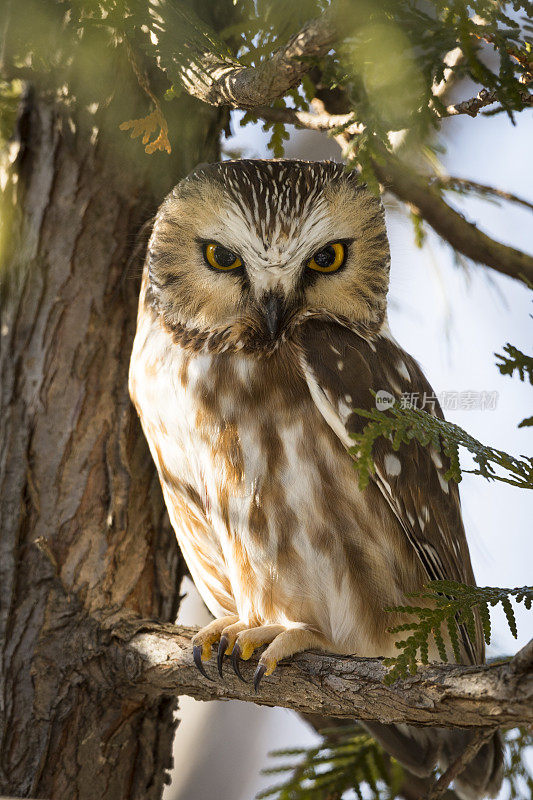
[253,663,267,693]
[217,635,229,677]
[231,644,247,682]
[193,645,212,680]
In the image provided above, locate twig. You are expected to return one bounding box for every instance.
[478,32,533,81]
[122,39,171,153]
[444,87,533,117]
[249,104,364,135]
[372,156,533,285]
[427,728,497,799]
[431,176,533,213]
[0,0,12,72]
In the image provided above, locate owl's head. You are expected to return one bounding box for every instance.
[147,160,390,350]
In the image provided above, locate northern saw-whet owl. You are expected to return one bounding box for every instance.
[129,159,503,799]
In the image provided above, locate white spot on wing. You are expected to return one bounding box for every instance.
[383,453,401,476]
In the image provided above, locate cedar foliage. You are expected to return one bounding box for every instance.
[384,582,533,683]
[349,399,533,490]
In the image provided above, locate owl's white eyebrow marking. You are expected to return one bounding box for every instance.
[212,194,334,289]
[383,453,401,476]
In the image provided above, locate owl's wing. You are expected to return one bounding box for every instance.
[299,317,482,664]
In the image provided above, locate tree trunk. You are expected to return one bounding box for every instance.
[0,83,225,798]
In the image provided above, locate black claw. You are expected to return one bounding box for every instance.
[193,645,213,680]
[253,664,267,693]
[217,635,229,677]
[231,644,247,682]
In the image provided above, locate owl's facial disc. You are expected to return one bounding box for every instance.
[147,160,391,346]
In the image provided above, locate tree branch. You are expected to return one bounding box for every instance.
[444,87,533,117]
[427,727,497,799]
[180,14,336,108]
[251,104,363,135]
[110,623,533,730]
[430,176,533,213]
[372,156,533,285]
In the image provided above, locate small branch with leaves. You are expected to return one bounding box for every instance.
[495,343,533,385]
[429,176,533,214]
[349,402,533,490]
[147,4,337,109]
[258,724,405,800]
[258,720,532,800]
[383,583,533,684]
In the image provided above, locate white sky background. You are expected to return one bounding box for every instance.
[165,102,532,800]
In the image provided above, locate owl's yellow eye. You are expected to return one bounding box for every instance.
[307,242,345,273]
[205,243,242,271]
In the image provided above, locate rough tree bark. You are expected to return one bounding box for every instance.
[108,624,533,729]
[0,84,225,798]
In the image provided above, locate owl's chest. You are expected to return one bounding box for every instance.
[131,323,346,532]
[176,344,331,496]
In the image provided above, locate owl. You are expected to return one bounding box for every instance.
[129,159,502,799]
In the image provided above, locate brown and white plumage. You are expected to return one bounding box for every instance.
[129,159,502,799]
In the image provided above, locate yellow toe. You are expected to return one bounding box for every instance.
[264,659,277,677]
[239,641,256,661]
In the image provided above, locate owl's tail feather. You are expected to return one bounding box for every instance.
[362,722,503,799]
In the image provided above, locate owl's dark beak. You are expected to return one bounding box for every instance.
[261,292,285,339]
